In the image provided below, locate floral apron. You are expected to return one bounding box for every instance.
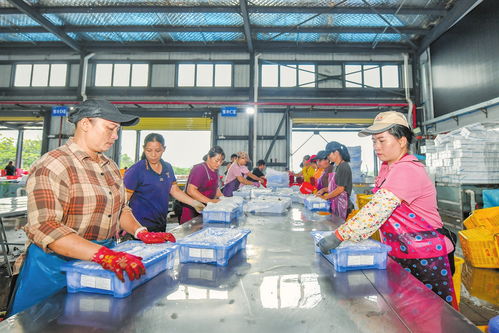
[374,185,458,310]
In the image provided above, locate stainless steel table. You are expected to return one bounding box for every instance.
[0,196,27,276]
[0,205,480,332]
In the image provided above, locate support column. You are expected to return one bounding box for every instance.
[248,52,255,163]
[15,129,24,169]
[135,131,141,162]
[285,108,291,170]
[40,111,51,155]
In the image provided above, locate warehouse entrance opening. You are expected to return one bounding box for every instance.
[120,130,211,177]
[291,129,376,180]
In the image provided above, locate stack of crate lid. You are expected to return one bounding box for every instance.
[425,123,499,184]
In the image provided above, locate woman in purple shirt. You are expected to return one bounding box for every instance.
[180,146,225,224]
[124,133,204,232]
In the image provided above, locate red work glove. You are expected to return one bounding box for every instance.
[136,229,176,244]
[91,246,146,282]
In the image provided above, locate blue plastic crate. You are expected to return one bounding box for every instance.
[304,196,330,212]
[177,227,251,266]
[61,241,178,298]
[311,232,391,272]
[244,196,291,214]
[232,191,250,199]
[251,188,273,197]
[202,207,238,223]
[291,192,308,204]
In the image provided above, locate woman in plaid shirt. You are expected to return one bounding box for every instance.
[9,100,176,316]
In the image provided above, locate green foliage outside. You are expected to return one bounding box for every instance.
[119,154,135,169]
[0,135,191,175]
[172,166,191,176]
[0,135,41,170]
[119,153,191,176]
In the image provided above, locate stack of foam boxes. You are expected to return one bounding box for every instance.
[424,123,499,184]
[348,146,364,183]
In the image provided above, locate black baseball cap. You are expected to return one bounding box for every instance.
[316,150,328,160]
[68,100,139,126]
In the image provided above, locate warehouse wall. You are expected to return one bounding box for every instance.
[430,0,499,118]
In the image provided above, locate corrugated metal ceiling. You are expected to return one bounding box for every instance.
[0,0,464,52]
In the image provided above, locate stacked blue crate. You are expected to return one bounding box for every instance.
[244,196,291,214]
[348,146,365,183]
[203,197,244,222]
[62,241,178,297]
[177,228,251,266]
[266,168,289,188]
[202,208,238,223]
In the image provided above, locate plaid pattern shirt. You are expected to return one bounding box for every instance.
[24,137,128,252]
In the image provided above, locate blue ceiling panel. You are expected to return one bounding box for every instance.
[44,12,243,27]
[250,13,327,27]
[0,32,60,41]
[250,12,405,29]
[76,31,159,41]
[0,14,40,26]
[337,33,403,43]
[257,32,321,42]
[168,32,244,42]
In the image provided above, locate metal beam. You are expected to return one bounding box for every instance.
[417,0,481,55]
[0,5,449,15]
[0,25,429,35]
[264,111,287,162]
[239,0,253,53]
[6,0,82,53]
[0,41,413,54]
[361,0,417,49]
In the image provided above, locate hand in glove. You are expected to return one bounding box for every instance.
[136,228,176,244]
[91,246,146,282]
[317,232,343,255]
[190,200,205,213]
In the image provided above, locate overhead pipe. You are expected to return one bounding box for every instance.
[403,53,415,128]
[0,101,408,107]
[80,52,95,101]
[253,53,261,163]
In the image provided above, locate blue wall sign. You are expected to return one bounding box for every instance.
[52,106,69,117]
[221,106,237,117]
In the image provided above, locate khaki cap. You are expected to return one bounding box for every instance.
[358,111,409,137]
[237,151,252,163]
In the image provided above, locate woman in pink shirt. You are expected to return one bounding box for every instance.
[222,151,263,196]
[317,111,458,310]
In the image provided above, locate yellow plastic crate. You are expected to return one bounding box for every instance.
[345,209,381,241]
[357,194,373,209]
[452,256,464,305]
[458,227,499,268]
[370,230,381,242]
[346,209,358,221]
[462,261,499,305]
[464,207,499,230]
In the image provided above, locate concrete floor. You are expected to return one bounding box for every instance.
[1,214,498,327]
